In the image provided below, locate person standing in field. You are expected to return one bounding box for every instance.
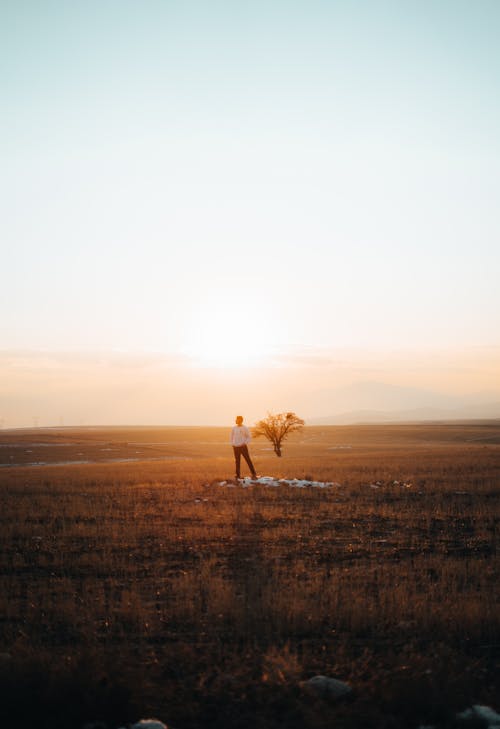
[230,415,257,480]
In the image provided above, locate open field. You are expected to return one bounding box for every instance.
[0,423,499,729]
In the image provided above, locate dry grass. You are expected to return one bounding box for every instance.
[0,423,498,729]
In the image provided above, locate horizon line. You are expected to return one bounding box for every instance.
[3,417,500,432]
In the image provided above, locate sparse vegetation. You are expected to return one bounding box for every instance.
[0,423,498,729]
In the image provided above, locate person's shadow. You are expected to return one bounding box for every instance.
[226,493,272,647]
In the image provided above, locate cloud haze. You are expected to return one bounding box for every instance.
[1,347,499,428]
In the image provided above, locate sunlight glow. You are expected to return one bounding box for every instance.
[182,296,275,368]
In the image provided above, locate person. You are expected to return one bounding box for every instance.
[230,415,257,480]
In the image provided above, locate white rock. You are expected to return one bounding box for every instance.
[457,705,500,727]
[131,720,168,729]
[217,477,336,489]
[302,675,352,699]
[289,479,307,488]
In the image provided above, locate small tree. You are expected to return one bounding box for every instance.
[253,412,305,457]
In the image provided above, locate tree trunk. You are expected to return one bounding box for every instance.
[274,444,282,457]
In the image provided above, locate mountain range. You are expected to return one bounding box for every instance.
[306,381,500,425]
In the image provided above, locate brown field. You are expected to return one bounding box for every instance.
[0,423,499,729]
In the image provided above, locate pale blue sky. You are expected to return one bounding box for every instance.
[2,0,499,362]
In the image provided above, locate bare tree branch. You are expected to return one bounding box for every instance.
[253,412,305,457]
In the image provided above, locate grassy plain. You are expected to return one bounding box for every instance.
[0,423,499,729]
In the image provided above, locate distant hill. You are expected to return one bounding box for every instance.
[306,381,500,425]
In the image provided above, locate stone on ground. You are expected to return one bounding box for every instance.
[302,675,352,699]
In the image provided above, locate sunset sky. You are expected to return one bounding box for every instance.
[2,1,499,427]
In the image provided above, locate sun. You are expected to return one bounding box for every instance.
[183,301,274,368]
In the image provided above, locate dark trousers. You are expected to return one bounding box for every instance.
[233,444,256,478]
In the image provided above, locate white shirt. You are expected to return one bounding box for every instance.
[230,424,252,447]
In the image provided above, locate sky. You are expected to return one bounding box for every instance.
[1,0,499,426]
